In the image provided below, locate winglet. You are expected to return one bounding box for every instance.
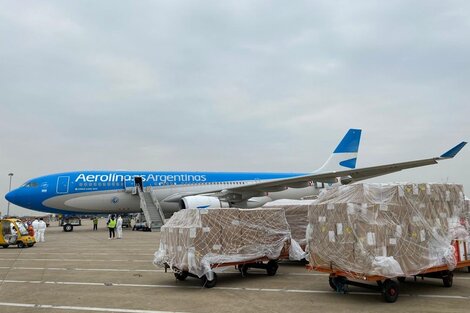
[439,142,467,159]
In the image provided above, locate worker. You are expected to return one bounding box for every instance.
[10,222,17,235]
[37,218,47,242]
[107,215,117,239]
[116,215,123,239]
[27,223,35,237]
[9,223,17,244]
[93,217,98,231]
[32,218,39,241]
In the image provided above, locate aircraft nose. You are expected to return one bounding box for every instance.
[5,190,17,204]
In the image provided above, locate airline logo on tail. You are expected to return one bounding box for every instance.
[316,129,362,173]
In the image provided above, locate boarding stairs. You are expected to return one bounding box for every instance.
[136,186,166,231]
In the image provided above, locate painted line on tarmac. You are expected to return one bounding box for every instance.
[1,265,467,282]
[0,252,155,256]
[0,266,327,276]
[0,302,188,313]
[0,266,163,273]
[33,247,158,250]
[0,258,150,263]
[417,294,469,300]
[4,279,470,300]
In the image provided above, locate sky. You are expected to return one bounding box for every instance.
[0,1,469,216]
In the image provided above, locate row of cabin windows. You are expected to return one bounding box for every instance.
[77,181,250,187]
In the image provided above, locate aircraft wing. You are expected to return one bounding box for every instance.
[225,141,467,193]
[163,141,467,202]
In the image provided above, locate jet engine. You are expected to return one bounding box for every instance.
[233,196,273,208]
[340,175,354,185]
[179,195,230,210]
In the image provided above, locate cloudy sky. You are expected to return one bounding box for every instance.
[1,1,469,216]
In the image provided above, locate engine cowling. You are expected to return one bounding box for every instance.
[179,196,230,210]
[340,175,353,185]
[233,196,273,209]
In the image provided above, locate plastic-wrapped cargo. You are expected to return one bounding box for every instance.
[264,199,317,247]
[154,208,304,277]
[307,183,468,278]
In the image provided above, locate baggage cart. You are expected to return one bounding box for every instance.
[307,259,470,303]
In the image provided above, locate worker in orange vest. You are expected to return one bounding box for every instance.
[27,223,35,237]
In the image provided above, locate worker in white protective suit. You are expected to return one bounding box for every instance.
[32,218,39,241]
[9,223,17,244]
[116,215,123,239]
[37,218,47,242]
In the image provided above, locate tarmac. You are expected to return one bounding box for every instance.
[1,219,470,313]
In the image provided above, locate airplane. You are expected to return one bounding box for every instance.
[4,129,467,221]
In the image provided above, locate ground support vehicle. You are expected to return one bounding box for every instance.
[308,259,470,303]
[132,222,151,231]
[121,216,132,228]
[59,216,82,232]
[0,218,36,248]
[165,257,280,288]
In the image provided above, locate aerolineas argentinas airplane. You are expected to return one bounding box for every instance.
[5,129,467,217]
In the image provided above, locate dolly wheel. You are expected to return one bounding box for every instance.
[397,277,406,283]
[202,272,217,288]
[443,272,453,288]
[328,276,337,291]
[17,241,26,249]
[266,260,279,276]
[382,279,399,303]
[174,271,188,281]
[238,264,249,277]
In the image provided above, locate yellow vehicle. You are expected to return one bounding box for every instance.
[0,218,36,248]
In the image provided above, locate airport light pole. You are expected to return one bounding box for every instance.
[7,172,13,217]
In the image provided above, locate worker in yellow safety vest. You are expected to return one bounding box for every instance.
[107,215,117,239]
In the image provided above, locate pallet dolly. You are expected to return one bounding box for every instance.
[165,257,280,288]
[308,259,470,303]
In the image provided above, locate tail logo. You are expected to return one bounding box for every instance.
[339,158,357,169]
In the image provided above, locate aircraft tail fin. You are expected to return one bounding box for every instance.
[315,128,362,173]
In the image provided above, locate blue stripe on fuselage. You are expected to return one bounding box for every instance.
[12,171,308,214]
[64,171,306,194]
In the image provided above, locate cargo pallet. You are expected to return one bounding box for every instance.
[165,257,280,288]
[307,259,470,303]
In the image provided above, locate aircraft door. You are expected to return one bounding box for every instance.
[56,176,70,194]
[134,176,143,191]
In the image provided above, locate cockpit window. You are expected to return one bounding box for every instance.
[22,181,39,188]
